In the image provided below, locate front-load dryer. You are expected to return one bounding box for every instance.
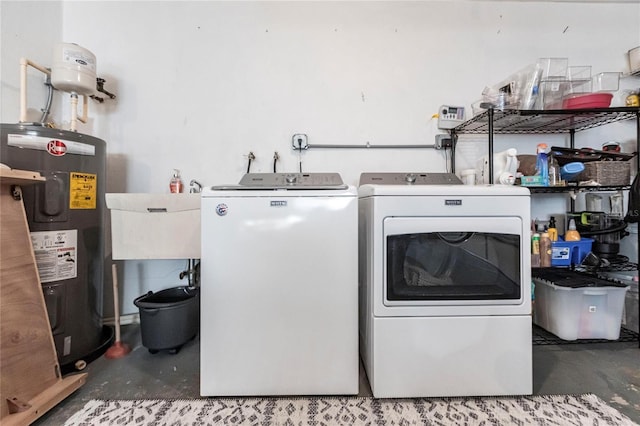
[358,172,532,398]
[200,173,358,396]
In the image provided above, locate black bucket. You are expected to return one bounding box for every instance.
[134,286,200,354]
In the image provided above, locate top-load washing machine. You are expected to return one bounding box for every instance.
[200,173,358,396]
[358,173,532,398]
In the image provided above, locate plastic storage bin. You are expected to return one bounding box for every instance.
[624,281,639,333]
[566,66,592,95]
[538,57,568,80]
[592,72,620,92]
[539,79,568,109]
[629,46,640,74]
[601,271,639,333]
[134,286,200,354]
[533,276,629,340]
[551,237,593,267]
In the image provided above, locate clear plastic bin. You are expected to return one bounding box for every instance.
[471,100,486,116]
[624,281,639,333]
[566,80,592,95]
[597,271,638,333]
[567,65,591,81]
[538,57,568,80]
[592,72,620,92]
[533,278,629,340]
[566,66,592,95]
[629,46,640,73]
[539,79,568,109]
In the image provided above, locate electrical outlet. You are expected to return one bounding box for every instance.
[435,134,452,150]
[292,134,308,150]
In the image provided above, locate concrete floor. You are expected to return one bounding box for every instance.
[34,325,640,425]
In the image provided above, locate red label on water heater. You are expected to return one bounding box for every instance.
[47,140,67,156]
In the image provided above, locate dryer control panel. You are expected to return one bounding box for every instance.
[359,172,463,185]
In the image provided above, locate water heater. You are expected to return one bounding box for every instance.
[0,123,107,370]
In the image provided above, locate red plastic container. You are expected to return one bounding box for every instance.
[562,93,613,109]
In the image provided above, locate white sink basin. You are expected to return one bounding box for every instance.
[106,193,201,260]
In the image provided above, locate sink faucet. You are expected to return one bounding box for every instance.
[189,179,202,193]
[179,259,200,287]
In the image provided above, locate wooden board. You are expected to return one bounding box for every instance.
[1,374,87,426]
[0,167,45,185]
[0,169,86,424]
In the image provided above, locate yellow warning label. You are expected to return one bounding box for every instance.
[69,172,97,209]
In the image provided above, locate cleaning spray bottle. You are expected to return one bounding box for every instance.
[169,169,184,193]
[536,143,549,186]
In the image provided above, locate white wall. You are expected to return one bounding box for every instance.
[58,1,640,188]
[1,1,63,123]
[3,1,640,316]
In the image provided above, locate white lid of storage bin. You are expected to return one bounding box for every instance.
[106,193,201,260]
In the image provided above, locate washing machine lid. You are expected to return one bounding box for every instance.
[359,172,463,186]
[211,173,348,190]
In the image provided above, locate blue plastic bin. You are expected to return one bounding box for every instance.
[551,237,593,267]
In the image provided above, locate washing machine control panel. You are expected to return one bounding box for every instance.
[405,173,417,183]
[359,172,463,185]
[232,173,348,190]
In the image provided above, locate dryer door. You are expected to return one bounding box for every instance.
[379,216,530,316]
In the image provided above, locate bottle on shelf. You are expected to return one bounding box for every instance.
[548,154,559,186]
[531,226,541,267]
[540,230,552,267]
[535,143,549,186]
[564,218,581,241]
[547,216,558,242]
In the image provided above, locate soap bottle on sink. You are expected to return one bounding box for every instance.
[170,169,184,193]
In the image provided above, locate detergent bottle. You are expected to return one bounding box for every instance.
[547,216,558,242]
[564,219,581,241]
[476,148,518,184]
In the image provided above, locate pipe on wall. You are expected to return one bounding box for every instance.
[70,93,88,132]
[20,57,51,123]
[20,57,89,132]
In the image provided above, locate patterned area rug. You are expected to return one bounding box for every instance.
[63,394,637,426]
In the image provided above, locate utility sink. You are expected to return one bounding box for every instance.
[106,193,200,260]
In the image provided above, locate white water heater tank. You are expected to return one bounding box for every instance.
[51,43,97,95]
